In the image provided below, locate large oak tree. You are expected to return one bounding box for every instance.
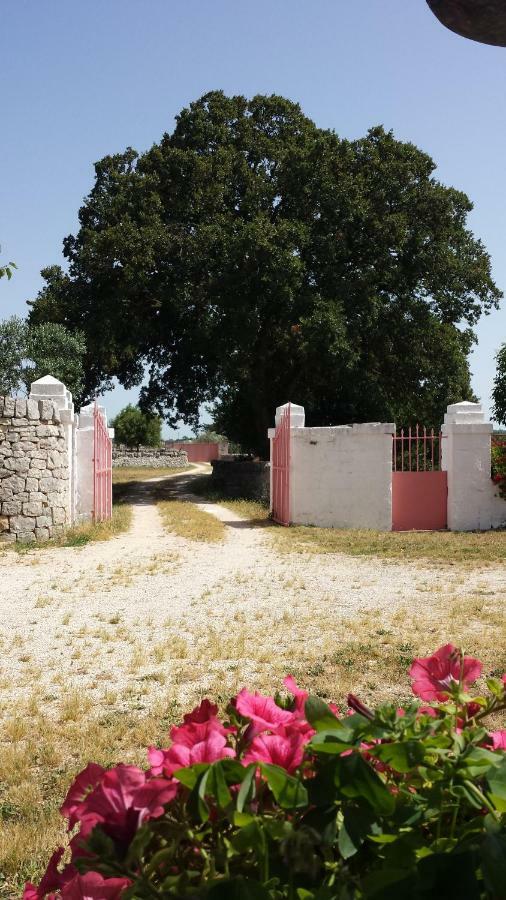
[29,92,501,454]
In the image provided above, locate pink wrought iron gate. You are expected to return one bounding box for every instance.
[272,403,291,526]
[93,403,112,523]
[392,426,447,531]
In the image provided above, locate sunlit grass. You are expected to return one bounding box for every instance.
[272,524,506,565]
[157,499,225,542]
[2,504,133,554]
[112,466,190,484]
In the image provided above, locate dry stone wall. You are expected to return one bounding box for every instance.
[112,445,188,468]
[0,396,69,543]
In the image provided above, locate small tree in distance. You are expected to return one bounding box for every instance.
[111,404,162,448]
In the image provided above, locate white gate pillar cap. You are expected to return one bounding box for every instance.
[443,401,486,425]
[275,402,305,428]
[30,375,68,398]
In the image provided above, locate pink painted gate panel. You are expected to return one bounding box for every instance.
[392,471,447,531]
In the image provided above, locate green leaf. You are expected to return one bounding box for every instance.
[206,877,271,899]
[457,747,502,778]
[338,806,377,859]
[173,762,210,789]
[309,731,354,755]
[260,763,308,809]
[237,763,257,812]
[487,757,506,812]
[304,696,340,731]
[334,754,395,815]
[372,740,425,773]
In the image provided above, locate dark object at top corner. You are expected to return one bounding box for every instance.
[427,0,506,46]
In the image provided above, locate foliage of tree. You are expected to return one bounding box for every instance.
[111,404,162,448]
[0,316,86,398]
[0,245,17,280]
[29,92,501,454]
[492,344,506,425]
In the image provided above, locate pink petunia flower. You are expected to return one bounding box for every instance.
[283,676,309,714]
[409,644,482,701]
[243,732,306,774]
[23,847,76,899]
[61,872,131,899]
[235,689,294,735]
[60,764,105,830]
[489,730,506,751]
[152,732,235,779]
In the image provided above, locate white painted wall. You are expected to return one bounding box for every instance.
[270,400,506,532]
[270,405,393,530]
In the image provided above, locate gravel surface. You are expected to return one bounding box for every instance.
[1,468,505,714]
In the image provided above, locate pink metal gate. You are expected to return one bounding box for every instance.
[93,403,112,523]
[272,403,291,526]
[392,426,447,531]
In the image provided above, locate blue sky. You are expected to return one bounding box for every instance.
[1,0,505,435]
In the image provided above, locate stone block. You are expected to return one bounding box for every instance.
[35,526,50,541]
[36,515,53,528]
[40,400,55,422]
[0,468,10,479]
[18,531,36,543]
[2,501,21,515]
[0,487,13,501]
[53,467,69,480]
[47,490,64,504]
[39,477,59,493]
[12,417,29,427]
[0,532,16,543]
[15,399,27,418]
[52,507,66,525]
[29,492,47,502]
[0,515,9,532]
[3,397,15,417]
[2,475,26,494]
[30,458,49,471]
[6,432,20,442]
[18,442,37,452]
[23,501,43,517]
[5,457,30,473]
[10,515,36,532]
[26,399,40,420]
[25,478,39,491]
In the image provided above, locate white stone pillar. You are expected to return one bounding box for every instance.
[29,376,75,525]
[441,401,493,531]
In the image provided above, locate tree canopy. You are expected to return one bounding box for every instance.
[492,344,506,425]
[0,316,86,398]
[111,404,162,448]
[29,91,501,454]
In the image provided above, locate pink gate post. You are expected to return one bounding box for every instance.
[272,403,291,526]
[93,403,112,523]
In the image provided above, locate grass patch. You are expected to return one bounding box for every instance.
[5,504,133,553]
[112,466,190,484]
[190,475,270,525]
[157,499,225,542]
[271,525,506,565]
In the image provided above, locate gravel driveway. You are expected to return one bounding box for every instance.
[1,468,505,715]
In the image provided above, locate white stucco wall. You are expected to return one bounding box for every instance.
[289,420,393,530]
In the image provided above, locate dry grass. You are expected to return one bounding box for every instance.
[1,504,132,554]
[190,474,506,566]
[157,499,225,542]
[272,525,506,565]
[112,466,190,484]
[1,583,504,896]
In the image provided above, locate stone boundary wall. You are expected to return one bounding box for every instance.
[211,459,270,501]
[0,396,69,543]
[112,445,188,468]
